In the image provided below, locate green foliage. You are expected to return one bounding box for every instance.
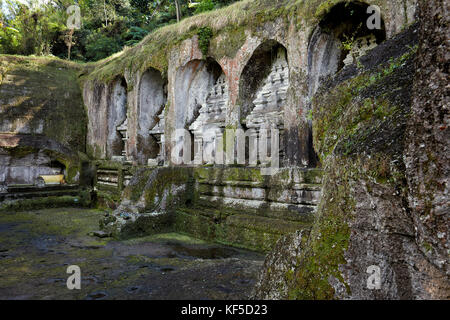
[194,0,216,14]
[197,26,213,56]
[0,0,68,56]
[0,26,21,54]
[0,0,241,61]
[85,32,122,61]
[123,26,149,46]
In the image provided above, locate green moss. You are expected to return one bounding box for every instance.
[211,26,247,59]
[0,55,87,153]
[288,158,353,299]
[0,207,105,237]
[290,38,417,299]
[175,204,311,253]
[174,209,216,241]
[122,168,152,202]
[4,145,35,158]
[422,241,432,253]
[0,196,90,213]
[312,45,417,160]
[197,26,214,57]
[122,232,208,246]
[81,0,311,84]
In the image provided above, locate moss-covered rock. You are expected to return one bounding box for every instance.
[0,55,87,152]
[253,24,447,300]
[100,167,196,239]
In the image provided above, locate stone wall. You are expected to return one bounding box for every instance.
[99,166,322,252]
[0,56,87,186]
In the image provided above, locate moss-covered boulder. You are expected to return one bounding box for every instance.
[100,167,195,239]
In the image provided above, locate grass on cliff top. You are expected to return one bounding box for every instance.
[0,54,88,152]
[86,0,259,83]
[1,0,366,85]
[0,54,86,74]
[84,0,338,84]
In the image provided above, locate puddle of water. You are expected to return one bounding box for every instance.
[166,242,239,260]
[126,286,141,294]
[0,223,21,233]
[85,291,108,300]
[31,236,62,253]
[47,278,65,284]
[82,276,99,285]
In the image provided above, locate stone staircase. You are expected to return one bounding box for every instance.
[0,184,85,211]
[95,161,134,194]
[0,185,81,201]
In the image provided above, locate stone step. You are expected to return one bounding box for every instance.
[195,167,323,185]
[198,195,317,217]
[97,181,119,187]
[198,183,321,205]
[3,184,79,193]
[198,179,322,190]
[97,169,119,175]
[96,168,121,189]
[179,201,314,223]
[175,208,311,252]
[0,187,81,202]
[97,175,119,183]
[224,214,309,235]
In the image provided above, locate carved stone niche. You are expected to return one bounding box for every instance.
[112,118,130,163]
[189,74,229,165]
[148,107,166,167]
[343,34,378,66]
[244,47,289,160]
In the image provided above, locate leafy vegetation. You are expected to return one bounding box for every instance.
[0,0,239,61]
[197,26,212,56]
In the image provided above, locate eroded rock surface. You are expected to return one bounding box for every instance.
[254,22,450,300]
[404,0,449,285]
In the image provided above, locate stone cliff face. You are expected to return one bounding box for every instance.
[404,0,449,297]
[0,56,87,186]
[253,4,449,299]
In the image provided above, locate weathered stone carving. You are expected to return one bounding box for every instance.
[343,34,378,66]
[244,48,289,161]
[189,74,229,164]
[148,107,166,166]
[113,118,129,163]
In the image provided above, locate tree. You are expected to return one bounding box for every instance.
[174,0,181,22]
[64,28,74,60]
[0,0,241,60]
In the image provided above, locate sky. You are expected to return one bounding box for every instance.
[1,0,53,17]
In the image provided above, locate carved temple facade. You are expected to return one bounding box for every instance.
[82,0,415,170]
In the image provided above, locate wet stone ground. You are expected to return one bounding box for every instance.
[0,208,264,300]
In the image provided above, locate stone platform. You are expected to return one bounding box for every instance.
[98,166,322,252]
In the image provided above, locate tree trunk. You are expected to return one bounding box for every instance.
[174,0,181,22]
[65,29,74,60]
[104,0,108,26]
